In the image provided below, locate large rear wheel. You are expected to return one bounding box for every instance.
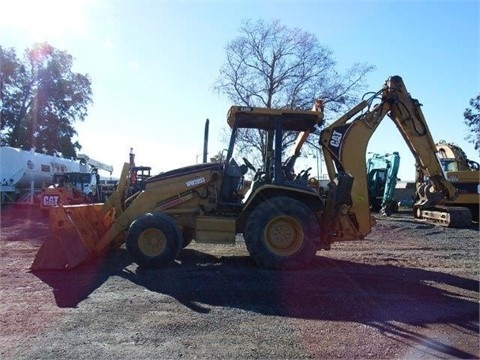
[125,212,183,269]
[244,197,320,269]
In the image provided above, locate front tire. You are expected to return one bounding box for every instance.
[125,212,183,269]
[244,197,320,269]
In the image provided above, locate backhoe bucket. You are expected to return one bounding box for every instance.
[31,204,115,270]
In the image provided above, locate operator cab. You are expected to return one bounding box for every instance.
[130,166,152,192]
[440,158,480,172]
[219,106,324,207]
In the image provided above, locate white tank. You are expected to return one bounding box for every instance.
[0,146,81,190]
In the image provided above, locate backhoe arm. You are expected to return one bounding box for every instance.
[320,75,457,239]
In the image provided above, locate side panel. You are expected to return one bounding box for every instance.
[195,216,236,244]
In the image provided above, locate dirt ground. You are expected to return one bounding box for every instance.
[1,204,479,359]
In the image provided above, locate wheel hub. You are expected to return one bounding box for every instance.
[138,228,167,257]
[264,215,303,256]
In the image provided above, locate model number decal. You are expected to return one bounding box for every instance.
[186,177,206,188]
[239,106,253,112]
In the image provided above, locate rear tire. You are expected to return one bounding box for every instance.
[244,196,320,269]
[125,212,183,269]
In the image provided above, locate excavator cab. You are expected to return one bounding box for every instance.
[414,141,479,224]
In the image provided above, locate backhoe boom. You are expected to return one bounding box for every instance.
[320,75,458,238]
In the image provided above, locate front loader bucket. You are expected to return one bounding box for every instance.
[31,204,115,270]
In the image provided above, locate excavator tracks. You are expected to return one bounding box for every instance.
[418,206,472,228]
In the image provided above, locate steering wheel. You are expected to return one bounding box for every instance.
[242,157,256,172]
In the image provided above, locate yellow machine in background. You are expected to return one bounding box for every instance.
[31,75,466,271]
[38,155,114,214]
[413,140,479,225]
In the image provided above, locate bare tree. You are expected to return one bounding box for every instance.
[212,19,375,160]
[464,94,480,155]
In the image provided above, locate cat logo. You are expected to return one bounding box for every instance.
[42,195,60,207]
[330,130,343,148]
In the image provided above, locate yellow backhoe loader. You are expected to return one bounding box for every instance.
[31,75,463,271]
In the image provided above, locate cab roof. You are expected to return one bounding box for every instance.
[227,106,323,131]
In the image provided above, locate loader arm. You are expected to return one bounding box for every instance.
[100,162,130,219]
[320,75,457,238]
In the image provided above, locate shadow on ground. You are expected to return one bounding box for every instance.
[32,246,479,358]
[33,246,478,320]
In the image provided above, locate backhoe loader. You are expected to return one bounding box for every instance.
[31,75,462,271]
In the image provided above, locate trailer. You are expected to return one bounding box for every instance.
[0,146,81,204]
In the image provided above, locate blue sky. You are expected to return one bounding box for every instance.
[1,0,479,181]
